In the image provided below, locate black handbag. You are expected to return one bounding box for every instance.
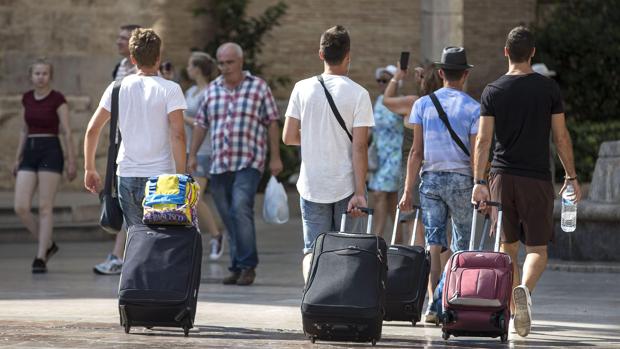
[99,80,124,234]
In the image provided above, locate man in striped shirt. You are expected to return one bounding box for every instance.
[189,42,283,286]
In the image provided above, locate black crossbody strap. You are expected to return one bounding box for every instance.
[317,75,352,142]
[429,92,470,157]
[103,80,123,195]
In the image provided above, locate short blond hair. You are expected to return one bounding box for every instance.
[129,28,161,68]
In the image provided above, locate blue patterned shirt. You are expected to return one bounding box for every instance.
[409,87,480,176]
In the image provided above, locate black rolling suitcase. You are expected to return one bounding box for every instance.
[301,208,387,346]
[119,224,202,336]
[384,206,430,326]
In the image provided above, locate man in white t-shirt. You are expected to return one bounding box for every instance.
[282,25,374,281]
[84,28,187,226]
[92,23,142,276]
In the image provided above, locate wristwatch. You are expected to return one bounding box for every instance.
[474,179,488,185]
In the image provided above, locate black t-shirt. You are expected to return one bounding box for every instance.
[480,73,564,180]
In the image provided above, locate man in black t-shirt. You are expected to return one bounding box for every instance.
[471,26,582,338]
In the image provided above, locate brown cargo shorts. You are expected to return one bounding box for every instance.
[489,172,555,246]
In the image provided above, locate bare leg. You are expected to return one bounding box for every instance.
[385,192,400,242]
[522,245,548,292]
[14,171,38,239]
[372,191,388,238]
[500,241,521,312]
[302,253,313,283]
[196,177,222,238]
[112,229,126,259]
[36,171,61,260]
[427,245,443,304]
[413,219,425,247]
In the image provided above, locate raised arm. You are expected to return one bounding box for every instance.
[383,68,419,116]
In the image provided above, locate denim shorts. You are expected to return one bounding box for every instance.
[300,195,366,254]
[419,171,473,252]
[117,176,149,228]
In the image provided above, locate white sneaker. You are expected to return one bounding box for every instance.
[93,254,123,275]
[209,235,224,260]
[509,315,517,334]
[512,285,532,337]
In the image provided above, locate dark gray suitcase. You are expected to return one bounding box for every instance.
[384,206,430,325]
[301,208,387,346]
[119,224,202,336]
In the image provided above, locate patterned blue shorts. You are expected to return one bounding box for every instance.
[419,171,473,252]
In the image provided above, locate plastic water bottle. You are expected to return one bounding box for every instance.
[561,184,577,232]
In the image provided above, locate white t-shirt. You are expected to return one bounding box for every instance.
[285,74,374,203]
[99,75,187,177]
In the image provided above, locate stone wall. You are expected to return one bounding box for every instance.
[0,0,210,107]
[246,0,422,100]
[463,0,537,99]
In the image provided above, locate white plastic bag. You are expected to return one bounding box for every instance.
[263,176,289,224]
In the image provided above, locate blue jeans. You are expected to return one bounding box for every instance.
[419,171,473,252]
[117,176,149,228]
[300,195,366,254]
[210,168,261,272]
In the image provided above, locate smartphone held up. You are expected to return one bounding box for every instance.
[400,51,410,71]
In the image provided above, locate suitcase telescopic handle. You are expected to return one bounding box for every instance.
[391,206,421,246]
[340,207,374,234]
[470,201,503,252]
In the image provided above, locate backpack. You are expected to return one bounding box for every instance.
[142,174,200,227]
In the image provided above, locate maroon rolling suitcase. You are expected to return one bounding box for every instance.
[441,201,513,343]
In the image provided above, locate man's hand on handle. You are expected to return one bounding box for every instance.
[398,192,412,212]
[472,183,492,215]
[347,194,367,218]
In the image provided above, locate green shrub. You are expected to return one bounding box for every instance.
[557,120,620,182]
[535,0,620,123]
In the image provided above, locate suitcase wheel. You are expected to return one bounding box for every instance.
[183,326,190,337]
[310,336,316,344]
[500,333,508,343]
[145,326,153,330]
[442,331,450,340]
[124,324,131,334]
[371,338,376,346]
[411,320,417,327]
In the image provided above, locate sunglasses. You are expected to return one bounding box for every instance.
[376,79,389,84]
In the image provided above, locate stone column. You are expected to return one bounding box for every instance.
[588,141,620,203]
[420,0,464,64]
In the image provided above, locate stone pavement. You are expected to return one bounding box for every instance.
[1,212,620,348]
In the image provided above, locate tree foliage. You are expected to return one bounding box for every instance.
[195,0,289,88]
[535,0,620,181]
[535,0,620,122]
